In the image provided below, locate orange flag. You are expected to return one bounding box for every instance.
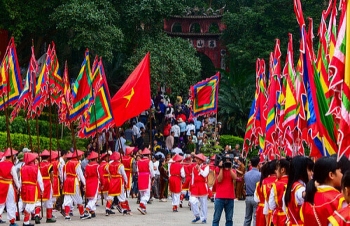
[111,52,151,126]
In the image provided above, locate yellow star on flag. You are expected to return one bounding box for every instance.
[124,87,134,108]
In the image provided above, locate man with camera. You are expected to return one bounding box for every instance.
[212,153,237,226]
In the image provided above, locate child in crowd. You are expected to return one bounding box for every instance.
[328,170,350,225]
[301,156,345,225]
[284,156,314,226]
[268,158,290,226]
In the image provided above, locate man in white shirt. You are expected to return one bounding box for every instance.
[170,121,180,145]
[132,121,141,144]
[186,120,196,136]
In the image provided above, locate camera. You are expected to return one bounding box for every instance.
[214,153,234,168]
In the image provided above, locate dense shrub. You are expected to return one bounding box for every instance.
[0,132,88,152]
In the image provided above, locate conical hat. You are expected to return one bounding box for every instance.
[24,152,38,164]
[194,153,207,162]
[40,149,51,157]
[125,146,134,155]
[110,152,121,161]
[50,151,59,160]
[72,150,84,158]
[3,148,18,157]
[87,151,99,160]
[172,154,183,162]
[141,148,151,155]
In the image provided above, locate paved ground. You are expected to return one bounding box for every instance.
[46,198,246,226]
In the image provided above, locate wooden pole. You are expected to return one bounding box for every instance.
[93,103,104,205]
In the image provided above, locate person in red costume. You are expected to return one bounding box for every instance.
[122,147,135,198]
[180,154,195,208]
[39,150,57,223]
[0,148,20,226]
[268,158,290,226]
[328,170,350,225]
[136,148,155,215]
[254,162,268,226]
[284,156,314,226]
[50,151,61,211]
[106,152,131,216]
[262,160,277,226]
[189,153,209,224]
[169,154,185,212]
[99,152,111,213]
[20,152,44,226]
[62,150,90,220]
[301,156,345,226]
[84,151,100,218]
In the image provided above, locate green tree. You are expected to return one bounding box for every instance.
[125,33,201,99]
[221,0,326,74]
[51,0,124,62]
[218,69,255,137]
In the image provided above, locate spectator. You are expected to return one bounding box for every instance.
[243,157,261,226]
[132,121,141,145]
[124,124,133,143]
[163,120,172,138]
[186,119,196,136]
[212,154,237,226]
[171,121,180,145]
[178,118,187,138]
[154,130,164,147]
[172,144,183,155]
[236,157,246,200]
[136,119,145,131]
[165,131,175,152]
[193,117,202,135]
[106,128,116,152]
[115,132,126,153]
[233,144,241,157]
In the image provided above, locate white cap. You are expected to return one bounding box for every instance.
[22,147,31,153]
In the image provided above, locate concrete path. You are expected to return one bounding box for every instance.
[45,198,247,226]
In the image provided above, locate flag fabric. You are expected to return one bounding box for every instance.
[0,37,23,109]
[190,72,220,117]
[264,40,282,155]
[70,49,93,121]
[254,59,267,149]
[48,43,63,106]
[58,61,72,127]
[294,0,337,157]
[336,0,350,159]
[329,0,346,120]
[111,52,151,127]
[78,59,115,138]
[10,46,37,121]
[30,46,51,118]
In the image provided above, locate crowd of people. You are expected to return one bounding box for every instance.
[1,91,349,226]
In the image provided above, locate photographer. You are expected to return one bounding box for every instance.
[212,154,237,226]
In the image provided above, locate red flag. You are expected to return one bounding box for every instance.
[111,52,151,126]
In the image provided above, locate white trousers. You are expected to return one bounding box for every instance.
[86,190,98,211]
[106,187,127,202]
[189,196,208,221]
[0,184,16,221]
[63,184,83,207]
[172,193,180,206]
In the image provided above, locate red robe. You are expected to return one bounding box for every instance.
[51,160,60,197]
[255,182,266,226]
[328,204,350,226]
[286,181,304,226]
[63,160,80,195]
[122,156,133,190]
[137,158,151,191]
[21,164,39,203]
[85,161,99,199]
[190,164,208,196]
[98,161,109,193]
[301,186,345,225]
[271,175,288,226]
[0,160,15,204]
[263,175,277,225]
[39,161,52,201]
[108,161,123,196]
[169,162,182,193]
[182,162,195,191]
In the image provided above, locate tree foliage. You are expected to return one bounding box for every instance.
[51,0,124,61]
[221,0,326,74]
[125,33,201,99]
